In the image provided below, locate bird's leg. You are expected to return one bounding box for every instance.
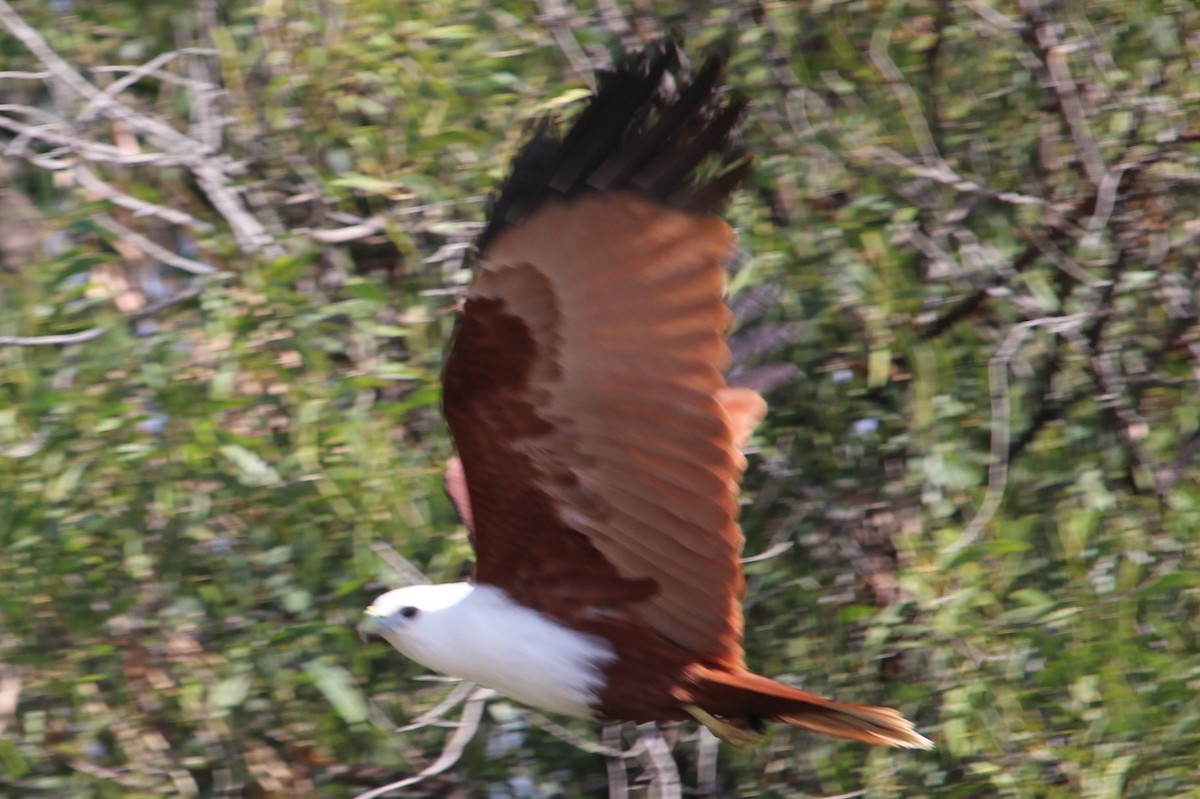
[682,705,764,750]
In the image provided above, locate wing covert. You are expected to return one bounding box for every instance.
[443,193,755,664]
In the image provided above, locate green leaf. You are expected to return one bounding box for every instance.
[219,445,282,487]
[331,173,398,195]
[304,661,369,725]
[209,674,251,713]
[424,24,476,40]
[1138,572,1196,595]
[0,740,27,778]
[534,86,592,112]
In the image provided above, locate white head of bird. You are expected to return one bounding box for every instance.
[361,582,614,718]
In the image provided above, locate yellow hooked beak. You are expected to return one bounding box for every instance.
[357,606,386,642]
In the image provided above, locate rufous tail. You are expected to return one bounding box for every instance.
[691,666,933,750]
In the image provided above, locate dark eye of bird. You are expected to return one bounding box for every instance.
[399,606,418,619]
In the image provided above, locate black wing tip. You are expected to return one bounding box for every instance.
[477,40,750,253]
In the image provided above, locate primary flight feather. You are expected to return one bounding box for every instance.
[362,43,932,751]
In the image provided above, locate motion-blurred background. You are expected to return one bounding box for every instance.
[1,1,1198,797]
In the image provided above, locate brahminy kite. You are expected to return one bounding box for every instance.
[361,44,932,751]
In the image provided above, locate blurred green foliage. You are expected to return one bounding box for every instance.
[1,0,1198,797]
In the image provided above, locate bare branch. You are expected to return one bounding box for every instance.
[92,214,217,275]
[855,145,1054,208]
[740,540,794,565]
[604,723,629,799]
[636,724,681,799]
[0,3,280,257]
[1080,165,1132,249]
[193,162,281,256]
[869,2,940,165]
[594,0,634,44]
[695,728,718,798]
[303,219,387,245]
[0,106,176,165]
[535,0,598,90]
[0,283,201,349]
[91,62,216,92]
[395,681,478,733]
[0,0,113,106]
[0,666,19,737]
[1064,328,1168,498]
[1043,41,1106,187]
[945,312,1091,554]
[64,758,161,791]
[75,165,213,232]
[1025,226,1111,289]
[517,711,636,758]
[351,687,491,799]
[965,0,1024,33]
[368,541,430,587]
[128,286,203,320]
[79,48,219,121]
[1018,3,1106,187]
[1161,427,1200,495]
[0,328,106,346]
[0,69,49,80]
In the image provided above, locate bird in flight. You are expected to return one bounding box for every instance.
[361,43,932,751]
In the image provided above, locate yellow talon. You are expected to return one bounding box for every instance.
[683,705,765,750]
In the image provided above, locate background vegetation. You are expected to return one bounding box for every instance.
[2,0,1198,797]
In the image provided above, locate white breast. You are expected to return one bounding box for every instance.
[369,582,615,718]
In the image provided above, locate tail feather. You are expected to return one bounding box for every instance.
[693,667,933,750]
[778,704,933,750]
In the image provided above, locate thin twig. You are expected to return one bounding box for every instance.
[395,682,477,733]
[695,727,718,798]
[594,0,634,45]
[517,711,634,758]
[0,328,106,346]
[193,162,280,256]
[604,723,630,799]
[368,541,430,587]
[917,239,1054,339]
[352,687,491,799]
[0,284,202,348]
[64,759,161,791]
[965,0,1024,32]
[0,0,113,105]
[636,724,680,799]
[80,48,219,121]
[0,2,280,257]
[0,69,49,80]
[945,313,1090,554]
[855,145,1052,208]
[92,214,216,275]
[1018,2,1106,187]
[303,219,387,244]
[1065,328,1167,498]
[1025,226,1111,289]
[741,539,794,565]
[75,165,213,232]
[535,0,598,90]
[0,109,190,165]
[0,667,22,737]
[91,63,216,92]
[869,0,940,165]
[1162,427,1200,495]
[1080,165,1132,249]
[1043,42,1106,187]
